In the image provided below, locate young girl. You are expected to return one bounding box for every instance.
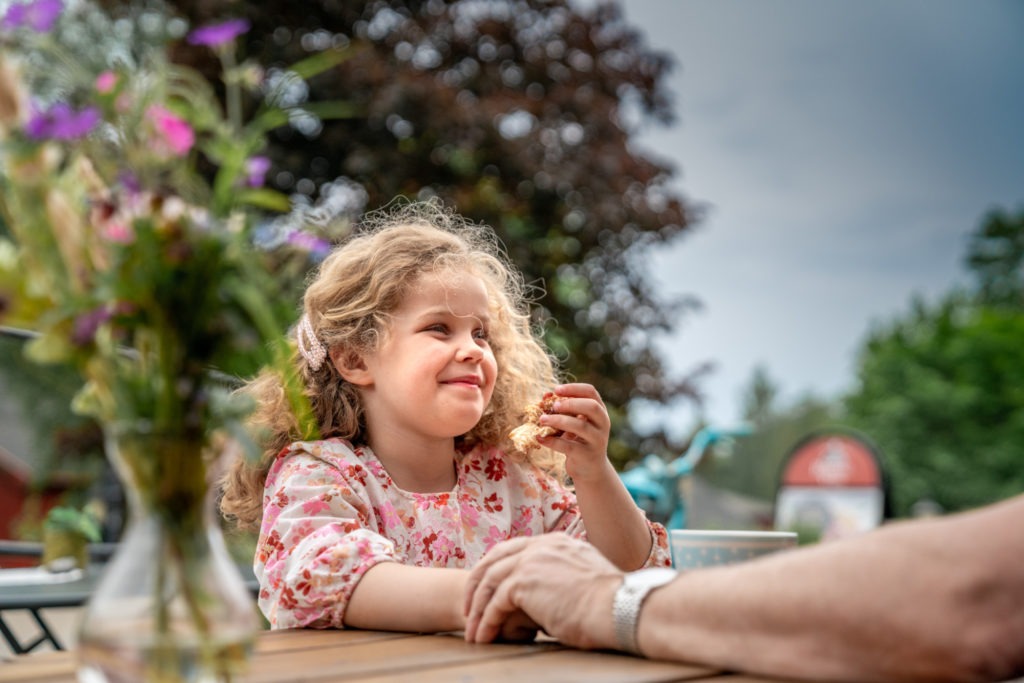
[220,200,670,635]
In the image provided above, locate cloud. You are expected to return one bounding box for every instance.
[622,0,1024,429]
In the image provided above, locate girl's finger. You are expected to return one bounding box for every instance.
[554,383,603,403]
[549,397,608,431]
[540,413,598,445]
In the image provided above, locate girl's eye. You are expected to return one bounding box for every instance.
[426,324,449,334]
[473,328,489,341]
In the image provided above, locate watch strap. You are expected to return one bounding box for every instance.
[612,568,676,655]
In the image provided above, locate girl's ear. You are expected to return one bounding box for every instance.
[331,348,372,386]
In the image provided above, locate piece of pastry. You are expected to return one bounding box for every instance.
[508,392,560,452]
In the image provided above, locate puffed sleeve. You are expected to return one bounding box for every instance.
[254,442,396,629]
[644,522,672,567]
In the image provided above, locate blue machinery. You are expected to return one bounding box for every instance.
[620,425,752,530]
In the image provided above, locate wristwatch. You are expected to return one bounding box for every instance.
[612,567,677,655]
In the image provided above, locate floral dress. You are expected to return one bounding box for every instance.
[255,438,670,629]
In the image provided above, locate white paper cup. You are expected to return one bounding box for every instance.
[670,529,798,570]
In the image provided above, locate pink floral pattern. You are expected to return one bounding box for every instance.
[255,438,670,628]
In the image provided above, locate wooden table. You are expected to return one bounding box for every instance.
[0,627,801,682]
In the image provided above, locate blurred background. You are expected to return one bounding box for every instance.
[1,0,1022,544]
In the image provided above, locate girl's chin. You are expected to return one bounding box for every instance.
[440,413,486,437]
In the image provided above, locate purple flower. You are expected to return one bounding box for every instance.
[2,0,63,32]
[245,155,271,187]
[286,230,331,259]
[25,102,100,140]
[72,306,112,346]
[117,171,142,195]
[186,19,250,48]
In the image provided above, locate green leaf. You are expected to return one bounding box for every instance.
[302,100,361,121]
[287,46,355,80]
[45,506,102,542]
[224,275,319,440]
[25,331,74,364]
[238,188,292,212]
[249,100,360,136]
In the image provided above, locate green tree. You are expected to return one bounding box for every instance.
[844,206,1024,515]
[844,295,1024,515]
[965,207,1024,308]
[701,366,837,501]
[158,0,703,466]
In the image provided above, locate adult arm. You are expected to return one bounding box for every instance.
[465,494,1024,683]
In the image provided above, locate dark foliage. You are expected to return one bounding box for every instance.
[149,0,707,465]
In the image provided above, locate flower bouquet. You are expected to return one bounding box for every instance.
[0,0,343,679]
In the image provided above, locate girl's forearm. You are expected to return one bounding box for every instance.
[573,461,654,570]
[344,562,468,632]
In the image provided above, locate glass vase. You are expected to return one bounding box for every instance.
[77,423,260,683]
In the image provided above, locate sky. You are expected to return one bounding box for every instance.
[618,1,1024,436]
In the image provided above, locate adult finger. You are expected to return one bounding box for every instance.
[464,537,531,617]
[464,552,521,642]
[470,570,521,643]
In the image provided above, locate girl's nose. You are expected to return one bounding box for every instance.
[457,335,484,362]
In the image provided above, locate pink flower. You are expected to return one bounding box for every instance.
[101,222,135,244]
[300,496,331,516]
[147,105,194,157]
[95,71,117,94]
[377,500,402,531]
[483,525,507,550]
[458,501,479,528]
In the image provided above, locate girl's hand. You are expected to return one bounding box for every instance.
[537,383,614,483]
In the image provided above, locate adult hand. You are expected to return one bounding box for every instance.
[463,534,623,648]
[538,383,612,483]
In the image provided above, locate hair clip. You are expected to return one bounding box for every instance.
[297,314,327,371]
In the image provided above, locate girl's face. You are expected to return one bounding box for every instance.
[357,270,498,441]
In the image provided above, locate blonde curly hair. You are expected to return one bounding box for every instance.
[220,199,564,528]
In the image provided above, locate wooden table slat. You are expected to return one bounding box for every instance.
[0,628,785,683]
[0,652,74,683]
[353,646,722,683]
[244,632,562,683]
[253,628,412,654]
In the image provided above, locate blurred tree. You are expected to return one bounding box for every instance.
[843,294,1024,515]
[156,0,705,466]
[964,206,1024,309]
[844,205,1024,515]
[701,365,837,501]
[741,365,780,421]
[0,331,107,533]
